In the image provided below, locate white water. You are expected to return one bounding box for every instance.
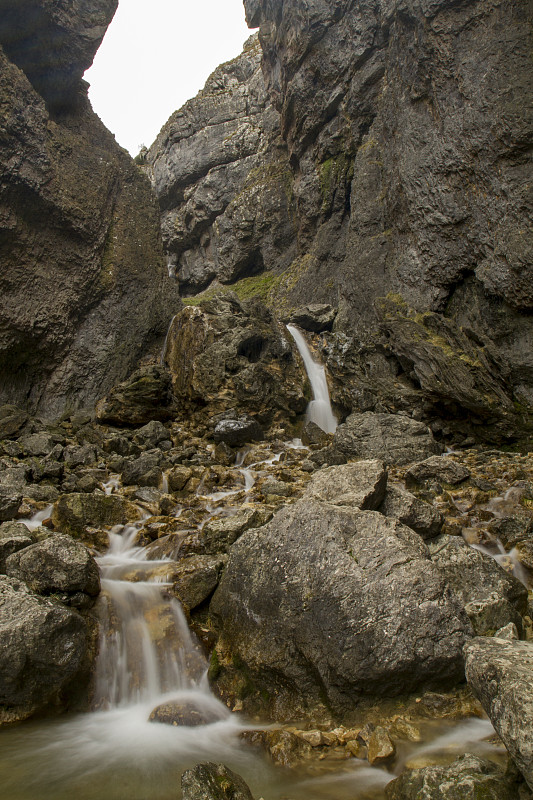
[287,324,337,434]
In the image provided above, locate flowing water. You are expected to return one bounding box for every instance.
[287,325,338,434]
[0,448,504,799]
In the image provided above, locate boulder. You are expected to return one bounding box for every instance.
[167,465,194,492]
[289,304,337,333]
[52,493,142,538]
[213,417,264,447]
[380,485,444,539]
[0,405,28,439]
[133,420,171,449]
[0,485,21,521]
[211,500,472,718]
[405,456,471,489]
[95,366,177,426]
[333,413,441,467]
[149,699,226,727]
[181,763,255,800]
[5,534,100,605]
[429,535,528,617]
[19,433,58,458]
[386,753,523,800]
[121,453,162,487]
[303,460,387,509]
[172,555,227,610]
[465,638,533,791]
[202,508,264,554]
[0,575,88,721]
[0,521,33,571]
[301,420,333,448]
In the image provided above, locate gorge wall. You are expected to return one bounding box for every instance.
[148,0,533,444]
[0,0,180,419]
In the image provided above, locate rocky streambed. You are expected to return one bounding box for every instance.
[0,399,532,799]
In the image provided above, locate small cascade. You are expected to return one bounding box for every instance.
[287,324,338,434]
[93,523,215,709]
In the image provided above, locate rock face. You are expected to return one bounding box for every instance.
[0,575,88,721]
[210,499,472,719]
[150,0,532,442]
[0,1,179,418]
[465,638,533,791]
[163,294,307,425]
[147,34,297,296]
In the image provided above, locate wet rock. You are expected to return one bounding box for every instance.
[52,493,142,538]
[0,575,88,721]
[63,444,97,468]
[149,700,225,727]
[241,728,312,767]
[167,465,194,492]
[95,366,177,426]
[358,724,396,765]
[260,478,292,498]
[211,500,472,719]
[0,406,28,439]
[0,486,21,521]
[172,555,227,610]
[464,594,524,637]
[386,753,522,800]
[429,535,528,617]
[405,456,471,489]
[380,486,444,539]
[133,420,171,449]
[289,304,336,333]
[0,466,28,489]
[163,297,306,424]
[121,453,162,487]
[181,762,255,800]
[334,413,441,467]
[465,638,533,791]
[20,433,58,458]
[202,508,264,554]
[0,521,33,571]
[304,460,387,510]
[5,534,100,605]
[213,417,264,447]
[301,420,332,448]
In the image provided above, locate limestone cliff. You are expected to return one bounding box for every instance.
[0,0,180,418]
[147,35,297,296]
[149,0,532,443]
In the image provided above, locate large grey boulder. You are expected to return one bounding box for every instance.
[386,753,524,800]
[5,534,100,606]
[405,456,471,489]
[303,460,387,509]
[0,575,88,721]
[465,638,533,791]
[211,500,472,718]
[333,413,441,466]
[0,485,22,521]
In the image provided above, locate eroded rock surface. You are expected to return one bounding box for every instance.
[0,1,179,418]
[211,500,472,719]
[181,763,255,800]
[465,638,533,791]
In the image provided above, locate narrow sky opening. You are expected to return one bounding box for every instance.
[85,0,254,156]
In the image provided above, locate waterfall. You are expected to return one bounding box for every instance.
[160,313,177,365]
[287,324,338,434]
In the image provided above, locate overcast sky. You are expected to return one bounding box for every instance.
[85,0,253,156]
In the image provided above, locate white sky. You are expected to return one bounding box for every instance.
[85,0,253,156]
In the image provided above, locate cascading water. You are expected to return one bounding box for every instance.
[287,324,338,434]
